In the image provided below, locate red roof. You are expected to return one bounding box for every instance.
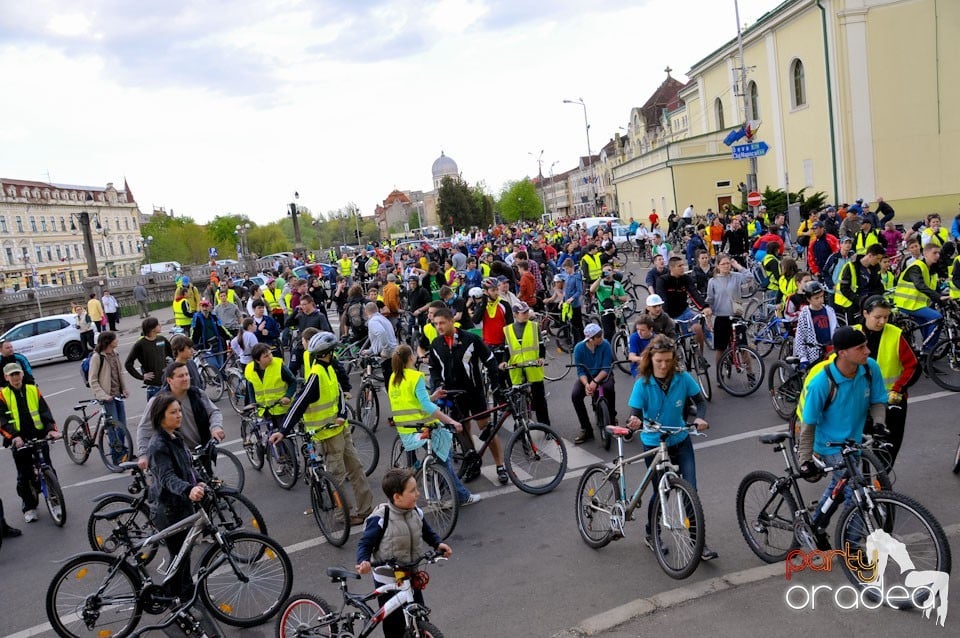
[383,189,411,206]
[640,75,686,129]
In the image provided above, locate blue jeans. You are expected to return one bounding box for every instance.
[899,306,942,353]
[810,452,856,529]
[101,398,128,464]
[445,457,472,504]
[642,436,697,534]
[145,385,162,401]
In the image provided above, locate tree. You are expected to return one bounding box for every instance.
[497,179,541,223]
[206,214,251,245]
[438,176,483,230]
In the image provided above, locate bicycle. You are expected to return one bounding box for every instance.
[62,398,135,473]
[14,437,66,526]
[575,420,706,579]
[921,299,960,391]
[276,552,446,638]
[240,400,300,489]
[46,492,293,638]
[355,353,382,432]
[767,344,824,420]
[287,425,354,546]
[736,432,950,605]
[539,309,576,382]
[674,314,712,401]
[715,317,765,397]
[599,305,634,374]
[87,458,268,562]
[745,313,794,359]
[565,361,621,451]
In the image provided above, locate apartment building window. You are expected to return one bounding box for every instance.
[0,216,6,233]
[791,59,806,108]
[715,99,724,130]
[748,81,760,120]
[15,216,22,233]
[5,248,13,265]
[29,216,37,232]
[60,217,66,232]
[45,245,53,261]
[35,246,42,263]
[55,245,62,260]
[40,218,47,232]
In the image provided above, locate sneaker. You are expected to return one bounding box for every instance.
[23,510,38,523]
[643,535,669,556]
[701,546,719,561]
[460,494,481,507]
[574,430,595,445]
[1,523,22,538]
[496,465,509,485]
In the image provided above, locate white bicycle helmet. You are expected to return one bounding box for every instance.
[552,274,565,283]
[308,331,338,355]
[468,286,484,299]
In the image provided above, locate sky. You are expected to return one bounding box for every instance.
[0,0,781,225]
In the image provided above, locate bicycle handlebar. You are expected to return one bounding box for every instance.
[370,551,446,571]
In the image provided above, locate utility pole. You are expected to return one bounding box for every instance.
[734,0,758,212]
[289,191,304,250]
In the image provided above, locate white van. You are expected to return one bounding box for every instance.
[571,216,621,234]
[141,261,182,275]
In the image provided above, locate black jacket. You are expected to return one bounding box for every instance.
[655,273,708,320]
[428,329,500,394]
[147,430,197,529]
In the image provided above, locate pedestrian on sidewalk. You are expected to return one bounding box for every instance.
[73,303,95,356]
[87,293,105,336]
[102,289,119,331]
[132,281,150,318]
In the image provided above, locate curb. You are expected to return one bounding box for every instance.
[553,521,960,637]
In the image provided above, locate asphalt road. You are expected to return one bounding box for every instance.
[2,286,959,638]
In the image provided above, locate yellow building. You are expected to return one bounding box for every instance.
[613,0,959,220]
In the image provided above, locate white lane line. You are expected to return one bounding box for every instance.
[43,388,75,398]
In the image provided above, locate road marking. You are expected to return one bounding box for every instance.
[42,387,74,398]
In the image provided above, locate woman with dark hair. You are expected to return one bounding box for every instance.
[146,392,205,599]
[88,330,130,429]
[626,334,717,561]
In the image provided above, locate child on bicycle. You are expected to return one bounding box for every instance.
[356,468,453,638]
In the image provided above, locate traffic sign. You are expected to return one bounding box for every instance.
[747,191,763,207]
[732,141,769,159]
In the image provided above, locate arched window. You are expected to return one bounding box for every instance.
[791,59,806,107]
[715,98,725,130]
[748,81,760,120]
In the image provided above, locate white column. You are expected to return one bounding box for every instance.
[839,4,875,200]
[765,32,788,189]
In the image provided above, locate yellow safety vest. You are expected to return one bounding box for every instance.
[302,362,344,441]
[854,231,880,255]
[581,253,602,281]
[833,261,858,309]
[949,255,960,300]
[283,292,294,316]
[503,321,545,384]
[422,323,438,345]
[217,289,237,305]
[853,323,904,391]
[778,275,797,299]
[387,369,436,435]
[892,260,936,311]
[794,354,837,426]
[881,270,895,294]
[0,385,44,433]
[172,299,191,327]
[445,267,458,289]
[339,258,354,276]
[366,258,379,275]
[922,227,949,247]
[480,263,491,278]
[303,351,312,371]
[262,288,282,313]
[762,254,779,291]
[244,359,291,417]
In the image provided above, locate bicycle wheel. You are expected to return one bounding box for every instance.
[42,468,67,527]
[212,448,246,493]
[310,469,350,546]
[925,339,960,392]
[202,364,225,402]
[227,371,247,415]
[834,490,952,608]
[62,415,91,465]
[268,438,300,489]
[212,492,268,535]
[543,348,573,382]
[859,448,894,492]
[348,420,380,477]
[405,619,444,637]
[199,531,293,627]
[716,346,765,397]
[688,345,712,401]
[574,464,618,549]
[504,423,567,495]
[954,435,960,474]
[420,458,459,540]
[650,475,705,579]
[97,423,135,472]
[46,552,142,638]
[276,592,336,638]
[87,494,158,563]
[240,418,265,470]
[735,470,799,563]
[745,321,775,358]
[613,332,632,374]
[356,382,381,432]
[768,362,802,420]
[594,397,612,451]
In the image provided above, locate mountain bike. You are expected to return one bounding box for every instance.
[767,344,824,420]
[194,345,239,403]
[276,552,446,638]
[675,315,712,401]
[62,398,135,473]
[575,420,706,579]
[287,426,353,547]
[240,401,300,488]
[355,353,382,432]
[736,432,950,605]
[923,299,960,391]
[715,317,765,397]
[565,361,619,451]
[599,305,633,374]
[47,493,293,638]
[16,437,66,526]
[87,459,267,562]
[745,313,794,358]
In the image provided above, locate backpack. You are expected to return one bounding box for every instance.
[346,301,365,330]
[80,352,101,388]
[752,260,771,288]
[821,361,872,413]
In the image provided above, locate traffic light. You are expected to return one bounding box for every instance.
[355,229,362,240]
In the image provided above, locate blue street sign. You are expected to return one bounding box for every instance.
[732,141,769,159]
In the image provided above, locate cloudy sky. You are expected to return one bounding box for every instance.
[0,0,779,224]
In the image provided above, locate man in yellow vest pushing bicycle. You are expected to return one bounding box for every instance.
[501,302,551,426]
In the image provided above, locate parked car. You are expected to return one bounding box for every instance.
[215,259,238,266]
[292,263,337,281]
[0,313,84,363]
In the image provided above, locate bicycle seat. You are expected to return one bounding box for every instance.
[759,432,789,445]
[73,399,99,410]
[326,567,361,582]
[605,425,632,438]
[784,356,800,365]
[118,461,141,471]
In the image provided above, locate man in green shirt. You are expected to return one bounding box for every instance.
[590,266,628,341]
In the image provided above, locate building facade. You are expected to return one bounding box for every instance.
[0,179,143,291]
[613,0,959,221]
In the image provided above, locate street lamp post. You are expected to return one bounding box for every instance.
[416,200,424,233]
[137,235,154,267]
[235,223,251,260]
[68,211,102,279]
[563,97,594,216]
[289,191,304,251]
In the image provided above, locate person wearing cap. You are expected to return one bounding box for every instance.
[853,216,884,256]
[175,276,202,314]
[470,277,514,353]
[0,340,35,389]
[840,206,862,240]
[571,323,616,444]
[643,294,677,339]
[893,241,949,353]
[591,265,628,341]
[806,221,839,278]
[834,244,886,325]
[0,361,61,522]
[190,298,233,370]
[822,235,855,294]
[796,325,887,548]
[172,286,194,331]
[501,301,550,425]
[381,273,402,326]
[821,206,841,237]
[854,296,919,467]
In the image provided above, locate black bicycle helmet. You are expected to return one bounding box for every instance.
[802,281,825,296]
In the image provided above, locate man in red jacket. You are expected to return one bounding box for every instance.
[752,226,785,255]
[806,221,840,277]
